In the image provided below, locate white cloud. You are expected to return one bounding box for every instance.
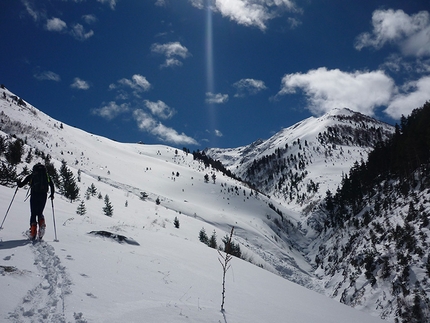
[133,110,198,145]
[155,0,167,7]
[92,101,130,120]
[96,0,117,10]
[82,14,98,24]
[144,100,176,119]
[109,75,151,100]
[384,76,430,119]
[34,71,61,82]
[151,42,190,58]
[45,17,67,32]
[206,92,229,104]
[189,0,297,31]
[189,0,204,10]
[355,9,430,57]
[161,58,183,69]
[215,129,223,137]
[71,77,90,90]
[381,53,430,74]
[402,25,430,57]
[22,0,46,22]
[233,78,267,97]
[22,2,98,41]
[278,67,395,116]
[287,17,301,29]
[71,23,94,41]
[116,75,151,95]
[214,0,270,31]
[151,42,190,68]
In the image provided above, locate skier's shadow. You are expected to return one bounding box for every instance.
[0,239,31,250]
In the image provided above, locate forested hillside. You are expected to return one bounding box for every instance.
[315,102,430,323]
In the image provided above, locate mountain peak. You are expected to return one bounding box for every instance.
[206,110,394,214]
[326,107,356,116]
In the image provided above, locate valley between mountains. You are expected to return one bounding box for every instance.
[2,86,429,322]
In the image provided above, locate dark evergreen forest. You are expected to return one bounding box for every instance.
[325,101,430,227]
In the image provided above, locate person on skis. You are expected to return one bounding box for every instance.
[17,163,55,240]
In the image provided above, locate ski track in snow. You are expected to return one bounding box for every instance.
[8,241,84,323]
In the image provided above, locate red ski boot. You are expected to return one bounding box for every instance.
[29,224,37,240]
[38,218,46,239]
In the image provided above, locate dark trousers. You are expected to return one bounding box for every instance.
[29,192,47,226]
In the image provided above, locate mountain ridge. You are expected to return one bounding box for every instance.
[206,107,394,223]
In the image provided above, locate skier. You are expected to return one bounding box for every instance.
[17,163,55,240]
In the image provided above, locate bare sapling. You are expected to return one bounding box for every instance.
[218,226,234,312]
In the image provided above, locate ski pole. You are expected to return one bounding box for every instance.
[0,186,19,230]
[24,186,31,202]
[51,198,59,242]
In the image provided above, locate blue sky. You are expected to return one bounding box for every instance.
[1,0,429,149]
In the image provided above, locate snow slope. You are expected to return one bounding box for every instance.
[0,184,384,323]
[0,87,317,288]
[0,87,384,322]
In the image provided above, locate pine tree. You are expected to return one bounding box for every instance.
[174,216,180,228]
[199,228,209,244]
[0,135,6,155]
[426,256,430,278]
[0,161,17,187]
[76,200,86,216]
[5,138,24,166]
[25,149,33,164]
[86,183,97,199]
[60,160,80,202]
[89,183,97,196]
[208,230,217,249]
[45,161,60,189]
[103,194,113,217]
[222,234,241,258]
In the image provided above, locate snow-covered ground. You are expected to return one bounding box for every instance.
[0,87,384,322]
[0,184,383,322]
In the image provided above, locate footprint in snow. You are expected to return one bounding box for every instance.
[7,241,82,323]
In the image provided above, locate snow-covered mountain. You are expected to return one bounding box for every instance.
[0,86,388,322]
[205,102,430,322]
[205,108,394,228]
[310,102,430,323]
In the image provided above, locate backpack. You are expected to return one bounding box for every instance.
[31,163,49,193]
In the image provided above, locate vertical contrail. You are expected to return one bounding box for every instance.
[205,0,214,94]
[205,0,218,146]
